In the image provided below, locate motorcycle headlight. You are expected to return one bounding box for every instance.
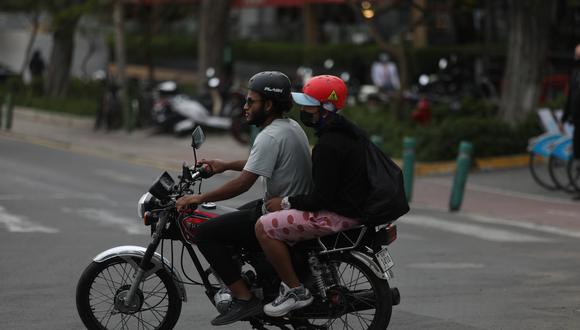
[137,192,155,219]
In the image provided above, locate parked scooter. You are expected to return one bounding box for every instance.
[151,69,249,144]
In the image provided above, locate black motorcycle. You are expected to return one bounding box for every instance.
[75,127,401,330]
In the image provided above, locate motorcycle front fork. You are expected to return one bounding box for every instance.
[124,215,169,306]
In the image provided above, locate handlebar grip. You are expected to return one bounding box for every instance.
[196,163,214,178]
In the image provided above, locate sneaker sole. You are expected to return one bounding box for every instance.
[264,296,314,317]
[211,303,263,326]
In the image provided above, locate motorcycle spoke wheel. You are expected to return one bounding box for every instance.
[304,255,392,330]
[76,257,181,330]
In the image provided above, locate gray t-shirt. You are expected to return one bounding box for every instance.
[244,118,313,200]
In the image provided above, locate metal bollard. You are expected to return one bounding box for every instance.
[449,141,473,211]
[2,93,14,130]
[402,137,416,202]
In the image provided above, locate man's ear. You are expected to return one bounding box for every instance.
[265,100,273,113]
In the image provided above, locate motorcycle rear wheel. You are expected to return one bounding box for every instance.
[76,256,182,330]
[303,254,392,330]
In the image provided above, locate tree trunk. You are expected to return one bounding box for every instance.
[499,0,555,126]
[113,0,130,131]
[198,0,230,89]
[45,15,80,98]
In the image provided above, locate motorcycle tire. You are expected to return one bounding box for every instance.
[303,254,393,330]
[76,256,182,330]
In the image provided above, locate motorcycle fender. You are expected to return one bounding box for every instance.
[93,245,187,302]
[350,250,389,280]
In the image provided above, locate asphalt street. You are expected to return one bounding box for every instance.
[2,136,580,329]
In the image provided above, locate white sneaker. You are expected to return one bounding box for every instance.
[263,282,314,317]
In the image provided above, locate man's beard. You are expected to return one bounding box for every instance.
[247,103,268,127]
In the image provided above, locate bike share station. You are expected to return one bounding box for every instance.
[528,108,579,193]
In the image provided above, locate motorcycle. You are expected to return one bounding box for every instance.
[75,126,401,330]
[151,74,249,144]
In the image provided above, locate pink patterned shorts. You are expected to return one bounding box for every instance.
[257,210,360,246]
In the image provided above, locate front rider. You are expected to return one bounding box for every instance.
[255,75,370,317]
[175,71,313,325]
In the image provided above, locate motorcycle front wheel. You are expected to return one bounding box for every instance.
[303,254,393,330]
[76,256,182,330]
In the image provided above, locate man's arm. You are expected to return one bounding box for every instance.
[201,159,247,173]
[200,170,259,203]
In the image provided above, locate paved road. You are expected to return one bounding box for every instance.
[2,137,580,329]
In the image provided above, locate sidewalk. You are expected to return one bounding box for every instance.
[2,107,580,233]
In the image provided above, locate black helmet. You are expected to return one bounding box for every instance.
[248,71,292,103]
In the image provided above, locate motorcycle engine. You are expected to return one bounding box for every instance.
[213,286,233,314]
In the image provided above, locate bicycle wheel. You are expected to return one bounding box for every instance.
[529,152,558,190]
[76,256,182,330]
[567,158,580,192]
[548,156,576,193]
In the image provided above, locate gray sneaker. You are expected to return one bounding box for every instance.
[263,283,314,317]
[211,296,262,326]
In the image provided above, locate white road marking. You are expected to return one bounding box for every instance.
[93,169,143,185]
[403,215,552,243]
[466,214,580,240]
[0,206,59,233]
[407,262,485,270]
[63,207,148,235]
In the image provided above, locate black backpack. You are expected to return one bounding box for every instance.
[360,139,409,225]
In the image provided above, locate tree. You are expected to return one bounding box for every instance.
[198,0,231,89]
[499,0,556,126]
[44,0,90,98]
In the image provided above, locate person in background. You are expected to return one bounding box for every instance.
[561,44,580,200]
[371,53,400,92]
[28,50,45,94]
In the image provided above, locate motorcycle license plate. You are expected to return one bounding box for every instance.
[375,247,394,272]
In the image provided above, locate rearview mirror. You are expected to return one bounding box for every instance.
[191,126,205,149]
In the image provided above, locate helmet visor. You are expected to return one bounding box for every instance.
[291,92,320,107]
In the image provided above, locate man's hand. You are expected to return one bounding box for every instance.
[176,194,203,211]
[198,159,227,174]
[266,197,283,212]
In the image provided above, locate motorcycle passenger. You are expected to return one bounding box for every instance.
[175,71,313,325]
[255,75,369,317]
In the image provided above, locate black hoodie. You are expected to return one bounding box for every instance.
[289,115,369,218]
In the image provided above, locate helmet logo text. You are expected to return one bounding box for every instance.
[264,87,283,93]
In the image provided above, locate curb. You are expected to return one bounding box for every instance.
[412,154,528,176]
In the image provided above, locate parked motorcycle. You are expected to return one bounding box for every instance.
[75,127,401,330]
[151,75,249,144]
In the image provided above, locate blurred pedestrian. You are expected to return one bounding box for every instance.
[561,44,580,200]
[371,53,400,92]
[28,50,45,94]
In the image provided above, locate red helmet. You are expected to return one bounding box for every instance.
[292,75,348,111]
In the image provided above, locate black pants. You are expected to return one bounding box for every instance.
[195,199,263,285]
[573,123,580,160]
